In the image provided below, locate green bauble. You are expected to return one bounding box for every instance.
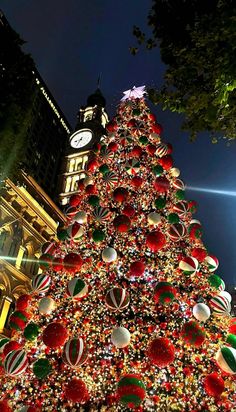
[208,274,222,288]
[139,136,149,146]
[33,358,52,379]
[152,165,163,176]
[24,322,40,341]
[57,228,68,241]
[167,213,179,224]
[132,108,141,116]
[99,164,110,175]
[92,229,105,243]
[226,334,236,349]
[88,195,100,207]
[175,190,185,200]
[154,197,166,209]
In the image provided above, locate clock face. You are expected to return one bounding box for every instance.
[70,129,93,149]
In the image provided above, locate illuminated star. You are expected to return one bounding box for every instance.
[121,85,146,101]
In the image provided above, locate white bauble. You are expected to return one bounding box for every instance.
[219,291,232,303]
[170,167,180,177]
[193,303,211,322]
[147,212,161,226]
[73,211,87,224]
[83,176,94,187]
[38,297,55,315]
[149,132,160,141]
[111,327,130,348]
[102,247,117,263]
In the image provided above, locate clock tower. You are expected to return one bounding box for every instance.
[58,88,109,205]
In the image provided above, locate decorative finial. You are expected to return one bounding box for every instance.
[97,74,101,89]
[121,85,146,101]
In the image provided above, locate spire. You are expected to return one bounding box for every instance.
[87,77,106,107]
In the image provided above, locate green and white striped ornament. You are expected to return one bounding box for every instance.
[67,278,88,300]
[0,337,9,353]
[209,295,231,317]
[216,346,236,374]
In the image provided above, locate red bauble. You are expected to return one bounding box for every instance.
[152,123,163,135]
[43,322,68,349]
[87,159,99,172]
[122,204,135,218]
[229,323,236,334]
[131,145,143,158]
[63,253,83,273]
[181,321,205,347]
[77,180,85,191]
[108,142,119,152]
[39,254,53,270]
[106,121,118,133]
[16,294,31,311]
[0,400,12,412]
[113,215,131,233]
[127,119,136,128]
[129,261,145,277]
[64,378,88,403]
[204,373,225,397]
[148,113,156,122]
[52,257,64,271]
[154,176,170,194]
[191,247,207,262]
[69,194,81,207]
[113,187,129,203]
[3,341,21,357]
[146,144,156,155]
[146,231,166,252]
[85,184,97,195]
[147,337,175,368]
[158,155,173,170]
[131,176,143,188]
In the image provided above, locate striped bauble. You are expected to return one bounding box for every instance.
[92,206,112,222]
[63,337,88,368]
[66,222,84,242]
[216,346,236,374]
[204,255,219,272]
[172,201,188,218]
[4,349,28,376]
[154,282,176,304]
[31,273,51,294]
[67,278,88,300]
[167,223,187,241]
[105,288,130,311]
[156,143,169,157]
[0,337,9,353]
[117,374,146,408]
[209,295,231,316]
[179,256,199,275]
[172,178,185,191]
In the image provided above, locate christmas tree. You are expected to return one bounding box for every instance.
[1,87,236,412]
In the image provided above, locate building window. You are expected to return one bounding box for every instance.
[21,248,29,269]
[0,231,7,252]
[30,256,39,276]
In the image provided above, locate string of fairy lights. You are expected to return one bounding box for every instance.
[0,93,235,411]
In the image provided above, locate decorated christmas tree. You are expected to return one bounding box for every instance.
[1,87,236,412]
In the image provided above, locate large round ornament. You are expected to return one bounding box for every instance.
[208,274,225,291]
[66,222,84,241]
[72,211,87,224]
[156,142,169,157]
[38,297,55,315]
[24,322,40,341]
[179,256,199,275]
[181,321,205,347]
[193,303,211,322]
[209,295,231,316]
[16,294,31,311]
[204,255,219,272]
[216,346,236,374]
[172,178,185,191]
[158,154,173,170]
[64,378,88,403]
[9,310,28,331]
[204,373,225,397]
[63,337,88,368]
[129,261,145,277]
[167,223,187,242]
[69,193,83,206]
[63,253,83,273]
[33,358,52,379]
[41,241,57,256]
[67,278,88,300]
[172,201,188,218]
[219,290,232,302]
[43,323,68,349]
[4,349,28,376]
[154,176,170,194]
[154,282,177,304]
[147,212,161,226]
[105,288,130,312]
[31,273,51,294]
[111,327,130,348]
[0,401,12,412]
[92,206,111,222]
[125,158,140,175]
[113,187,129,203]
[226,334,236,349]
[113,215,131,232]
[103,171,118,186]
[0,338,9,353]
[38,253,53,270]
[170,167,180,177]
[3,341,21,357]
[102,247,117,262]
[117,374,146,408]
[146,230,166,252]
[147,337,175,367]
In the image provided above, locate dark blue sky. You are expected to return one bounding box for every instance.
[2,0,236,285]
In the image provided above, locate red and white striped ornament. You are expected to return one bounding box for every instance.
[4,349,28,376]
[172,178,185,191]
[63,337,88,368]
[41,241,57,255]
[31,274,51,294]
[167,223,187,241]
[172,201,189,218]
[105,288,130,311]
[125,158,140,175]
[67,222,84,242]
[210,295,231,316]
[179,256,199,275]
[156,143,169,157]
[204,255,219,272]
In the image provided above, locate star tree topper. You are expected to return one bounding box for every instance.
[121,85,146,101]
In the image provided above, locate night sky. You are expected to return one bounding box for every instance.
[2,0,236,286]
